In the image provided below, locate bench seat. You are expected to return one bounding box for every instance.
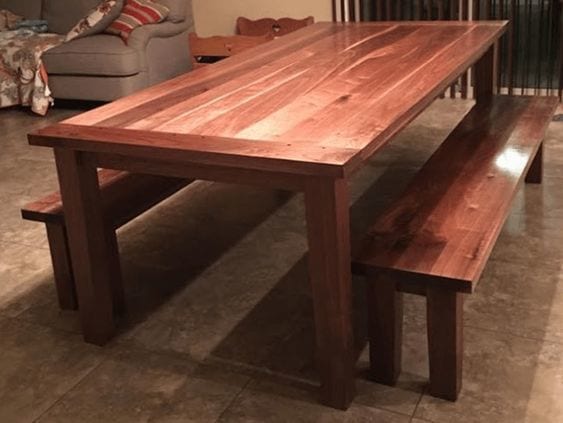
[352,95,558,401]
[22,169,190,311]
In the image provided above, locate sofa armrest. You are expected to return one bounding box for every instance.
[127,21,190,50]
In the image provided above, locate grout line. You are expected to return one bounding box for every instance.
[0,314,109,422]
[464,323,563,347]
[410,384,426,420]
[214,377,253,423]
[10,313,82,337]
[32,359,107,422]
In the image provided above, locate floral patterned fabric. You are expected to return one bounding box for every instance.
[0,29,64,115]
[0,10,22,31]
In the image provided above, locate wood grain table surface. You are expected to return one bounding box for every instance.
[29,21,507,410]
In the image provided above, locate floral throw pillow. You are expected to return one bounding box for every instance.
[65,0,124,42]
[106,0,169,43]
[0,9,23,31]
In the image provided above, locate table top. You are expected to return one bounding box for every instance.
[31,21,507,178]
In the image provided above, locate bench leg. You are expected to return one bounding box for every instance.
[45,223,78,311]
[426,289,463,401]
[525,142,543,184]
[106,228,126,316]
[367,274,403,385]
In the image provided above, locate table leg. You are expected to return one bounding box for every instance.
[304,177,355,410]
[475,44,495,104]
[54,149,116,345]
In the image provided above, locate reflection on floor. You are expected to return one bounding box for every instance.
[0,99,562,422]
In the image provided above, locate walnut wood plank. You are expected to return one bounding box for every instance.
[65,23,343,128]
[114,25,397,133]
[32,22,508,176]
[353,96,558,293]
[275,25,506,154]
[159,25,433,136]
[29,124,362,178]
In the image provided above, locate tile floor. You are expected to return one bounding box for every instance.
[0,99,562,422]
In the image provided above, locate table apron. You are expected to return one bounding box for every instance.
[86,151,321,192]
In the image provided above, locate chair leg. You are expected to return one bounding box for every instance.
[45,223,78,310]
[426,288,463,401]
[525,142,543,184]
[367,274,403,385]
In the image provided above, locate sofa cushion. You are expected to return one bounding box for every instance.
[42,0,101,34]
[43,34,142,77]
[106,0,169,42]
[156,0,187,23]
[66,0,124,42]
[0,0,41,20]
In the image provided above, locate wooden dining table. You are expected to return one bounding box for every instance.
[29,21,507,410]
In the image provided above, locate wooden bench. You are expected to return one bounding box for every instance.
[21,170,190,311]
[352,95,558,401]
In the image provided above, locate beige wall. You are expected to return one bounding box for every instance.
[192,0,332,36]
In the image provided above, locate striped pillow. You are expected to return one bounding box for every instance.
[106,0,169,42]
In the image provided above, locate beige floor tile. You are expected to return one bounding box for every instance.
[0,194,50,248]
[466,260,563,343]
[218,377,412,423]
[414,328,563,423]
[37,346,250,423]
[509,177,563,219]
[0,242,53,316]
[490,203,563,268]
[0,241,81,333]
[0,317,104,423]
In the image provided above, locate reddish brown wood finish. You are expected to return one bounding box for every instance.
[236,16,315,37]
[525,141,543,184]
[353,96,558,293]
[29,125,362,178]
[45,223,77,310]
[304,178,355,409]
[475,44,495,103]
[427,289,464,401]
[368,273,403,386]
[27,22,510,410]
[353,95,557,402]
[21,170,189,311]
[32,22,507,159]
[22,170,188,225]
[54,149,116,345]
